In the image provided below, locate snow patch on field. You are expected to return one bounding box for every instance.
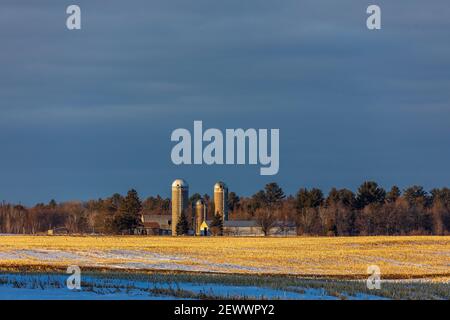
[0,249,269,273]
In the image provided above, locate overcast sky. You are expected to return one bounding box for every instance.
[1,0,449,204]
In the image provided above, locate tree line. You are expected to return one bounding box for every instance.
[1,181,449,236]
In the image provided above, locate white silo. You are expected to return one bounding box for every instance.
[214,181,228,221]
[171,179,189,235]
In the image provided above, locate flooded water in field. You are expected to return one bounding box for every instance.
[0,272,385,300]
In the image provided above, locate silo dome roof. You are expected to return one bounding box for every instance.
[196,199,205,206]
[214,181,227,190]
[172,179,189,188]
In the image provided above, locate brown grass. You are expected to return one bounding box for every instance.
[0,235,449,280]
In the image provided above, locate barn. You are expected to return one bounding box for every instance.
[199,220,264,236]
[200,220,296,236]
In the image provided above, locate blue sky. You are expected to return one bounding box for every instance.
[1,0,449,204]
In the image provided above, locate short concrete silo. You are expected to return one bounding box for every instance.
[195,199,207,235]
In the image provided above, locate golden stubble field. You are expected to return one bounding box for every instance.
[0,236,449,280]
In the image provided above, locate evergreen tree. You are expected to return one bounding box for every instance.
[250,190,266,213]
[176,211,190,235]
[296,188,324,209]
[308,188,324,207]
[227,192,240,212]
[326,188,355,208]
[48,199,57,209]
[296,188,310,211]
[431,188,450,207]
[263,182,286,207]
[210,213,223,236]
[356,181,386,209]
[404,185,429,207]
[386,186,401,203]
[114,189,142,234]
[110,193,124,211]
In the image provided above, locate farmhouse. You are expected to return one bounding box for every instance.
[137,215,171,235]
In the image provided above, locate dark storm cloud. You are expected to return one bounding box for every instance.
[0,0,449,204]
